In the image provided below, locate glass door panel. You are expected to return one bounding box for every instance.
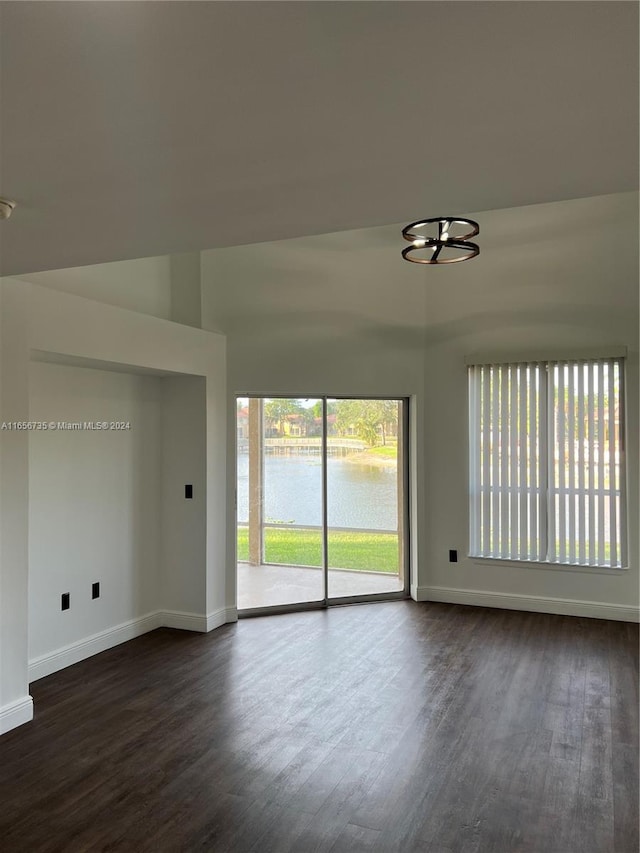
[237,397,324,610]
[326,399,405,599]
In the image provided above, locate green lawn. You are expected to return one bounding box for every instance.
[366,445,397,458]
[237,526,399,574]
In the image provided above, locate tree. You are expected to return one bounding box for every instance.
[263,399,302,435]
[335,400,398,446]
[300,405,318,435]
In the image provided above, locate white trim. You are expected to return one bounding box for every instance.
[29,612,162,682]
[161,610,208,632]
[161,608,238,632]
[414,585,639,623]
[464,347,627,366]
[207,607,238,631]
[161,608,238,633]
[469,556,629,575]
[27,608,238,683]
[0,695,34,734]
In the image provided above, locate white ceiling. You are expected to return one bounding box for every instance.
[0,1,637,276]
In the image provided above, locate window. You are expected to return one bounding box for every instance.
[468,357,626,568]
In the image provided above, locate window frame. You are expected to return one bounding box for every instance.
[467,352,628,571]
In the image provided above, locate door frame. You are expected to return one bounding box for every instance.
[236,394,411,617]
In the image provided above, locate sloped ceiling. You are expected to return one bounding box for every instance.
[0,1,637,276]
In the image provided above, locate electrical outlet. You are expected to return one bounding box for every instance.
[92,582,100,600]
[449,549,458,562]
[61,593,70,611]
[185,484,193,499]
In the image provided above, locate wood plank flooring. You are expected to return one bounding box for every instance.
[0,601,638,852]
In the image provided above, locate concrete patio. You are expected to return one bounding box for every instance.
[237,562,404,610]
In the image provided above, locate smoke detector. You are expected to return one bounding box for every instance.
[0,198,16,220]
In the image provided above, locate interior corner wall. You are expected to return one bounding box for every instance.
[12,256,172,320]
[0,281,31,732]
[205,367,228,622]
[28,362,163,665]
[419,193,639,620]
[202,192,639,622]
[1,279,227,735]
[169,253,202,329]
[160,375,207,617]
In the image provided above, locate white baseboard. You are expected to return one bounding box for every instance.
[415,585,640,623]
[207,606,237,631]
[0,695,34,735]
[161,607,237,632]
[161,610,208,632]
[29,612,162,682]
[28,606,239,685]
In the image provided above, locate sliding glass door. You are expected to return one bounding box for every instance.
[237,397,324,610]
[327,399,405,599]
[237,397,408,613]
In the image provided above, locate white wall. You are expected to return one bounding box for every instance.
[16,256,172,320]
[28,362,163,662]
[169,253,202,329]
[201,191,639,621]
[15,252,204,329]
[161,376,207,616]
[0,280,227,734]
[0,282,30,733]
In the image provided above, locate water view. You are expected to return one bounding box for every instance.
[237,453,398,531]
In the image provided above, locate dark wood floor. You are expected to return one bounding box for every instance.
[0,602,638,852]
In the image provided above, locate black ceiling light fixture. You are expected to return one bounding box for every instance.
[401,217,479,264]
[0,198,16,220]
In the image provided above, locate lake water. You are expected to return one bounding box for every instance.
[237,453,398,531]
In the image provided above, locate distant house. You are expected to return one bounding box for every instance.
[311,413,337,437]
[281,413,306,437]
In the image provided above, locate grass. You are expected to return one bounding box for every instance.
[365,445,397,458]
[237,526,399,574]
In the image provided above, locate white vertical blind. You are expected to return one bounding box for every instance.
[482,366,491,554]
[618,361,628,568]
[597,363,606,566]
[557,363,566,563]
[507,365,516,558]
[469,357,625,567]
[577,363,586,565]
[492,366,500,555]
[547,365,557,562]
[587,363,596,565]
[529,364,539,561]
[567,365,576,564]
[469,365,481,557]
[538,364,548,561]
[518,365,527,560]
[608,360,618,567]
[499,367,508,555]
